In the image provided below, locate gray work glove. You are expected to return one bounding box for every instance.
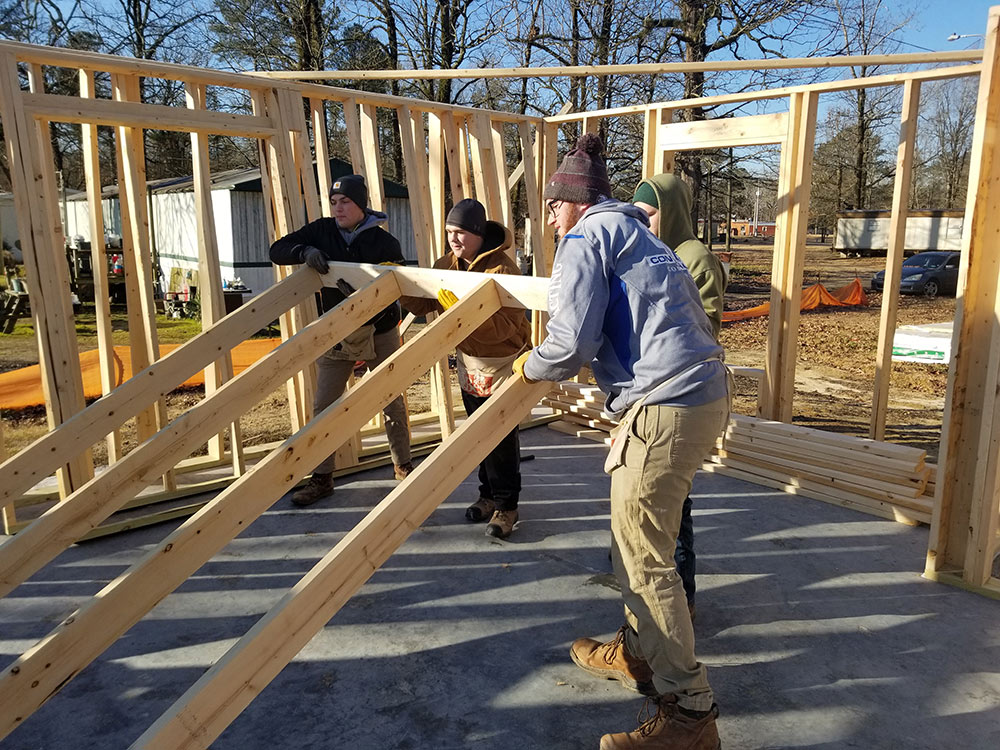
[301,245,328,274]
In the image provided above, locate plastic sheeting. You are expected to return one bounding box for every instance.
[722,278,868,323]
[0,338,283,410]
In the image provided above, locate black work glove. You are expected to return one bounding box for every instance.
[301,245,328,274]
[336,278,356,296]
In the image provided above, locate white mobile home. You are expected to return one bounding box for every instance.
[834,209,964,256]
[61,158,416,298]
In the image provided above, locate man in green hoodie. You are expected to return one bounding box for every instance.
[633,173,727,618]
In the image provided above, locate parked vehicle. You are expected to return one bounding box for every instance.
[870,251,961,298]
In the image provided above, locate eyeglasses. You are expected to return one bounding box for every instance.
[546,200,563,216]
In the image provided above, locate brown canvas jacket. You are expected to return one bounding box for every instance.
[400,221,531,359]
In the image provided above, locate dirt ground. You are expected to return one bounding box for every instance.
[721,239,952,460]
[0,241,954,463]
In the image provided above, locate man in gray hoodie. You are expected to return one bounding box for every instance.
[514,136,729,750]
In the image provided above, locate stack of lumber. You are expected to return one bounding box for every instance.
[544,381,934,526]
[543,381,614,446]
[707,414,933,525]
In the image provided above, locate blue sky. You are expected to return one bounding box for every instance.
[901,1,995,51]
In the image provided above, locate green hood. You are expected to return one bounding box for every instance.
[634,173,725,340]
[640,173,696,248]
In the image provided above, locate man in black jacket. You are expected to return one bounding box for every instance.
[269,175,412,506]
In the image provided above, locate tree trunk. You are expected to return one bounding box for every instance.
[854,84,867,209]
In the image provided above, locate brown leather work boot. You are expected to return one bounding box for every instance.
[291,472,334,507]
[599,696,721,750]
[570,625,655,695]
[394,462,413,480]
[485,509,518,539]
[465,497,496,523]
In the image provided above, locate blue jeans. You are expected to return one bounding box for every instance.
[675,495,695,605]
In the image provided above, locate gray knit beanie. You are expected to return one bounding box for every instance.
[543,133,613,204]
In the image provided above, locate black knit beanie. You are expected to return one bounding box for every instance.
[445,198,487,237]
[330,174,369,210]
[543,133,613,204]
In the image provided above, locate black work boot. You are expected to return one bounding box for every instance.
[291,472,334,507]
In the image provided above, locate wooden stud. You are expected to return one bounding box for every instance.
[425,111,455,436]
[0,54,92,494]
[760,92,818,422]
[262,86,316,432]
[251,89,306,432]
[928,5,1000,589]
[311,98,333,217]
[359,103,386,211]
[427,112,446,263]
[397,105,454,436]
[457,116,473,198]
[397,105,435,267]
[642,106,659,180]
[467,113,503,220]
[280,87,322,225]
[341,97,365,177]
[871,80,921,440]
[78,68,122,463]
[440,114,467,202]
[0,418,12,534]
[186,81,245,473]
[490,120,513,229]
[519,121,544,275]
[540,121,559,276]
[112,74,174,492]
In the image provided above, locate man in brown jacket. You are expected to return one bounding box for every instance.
[401,199,531,539]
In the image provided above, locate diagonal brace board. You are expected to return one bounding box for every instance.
[0,268,321,506]
[0,272,398,600]
[0,279,506,742]
[131,374,554,749]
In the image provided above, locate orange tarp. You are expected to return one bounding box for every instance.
[722,278,868,323]
[0,338,282,410]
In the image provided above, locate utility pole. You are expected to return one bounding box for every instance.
[752,184,761,237]
[726,148,733,252]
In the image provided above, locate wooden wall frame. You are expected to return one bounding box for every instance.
[1,26,1000,748]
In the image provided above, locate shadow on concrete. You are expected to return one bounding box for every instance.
[1,427,998,749]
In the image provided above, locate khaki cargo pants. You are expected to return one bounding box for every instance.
[312,328,411,474]
[609,395,729,712]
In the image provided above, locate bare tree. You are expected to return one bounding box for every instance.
[639,1,839,223]
[831,0,911,209]
[919,77,977,209]
[211,0,338,72]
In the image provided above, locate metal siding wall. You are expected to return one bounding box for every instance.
[231,190,275,297]
[386,196,418,263]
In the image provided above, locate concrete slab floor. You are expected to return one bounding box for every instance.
[1,426,998,750]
